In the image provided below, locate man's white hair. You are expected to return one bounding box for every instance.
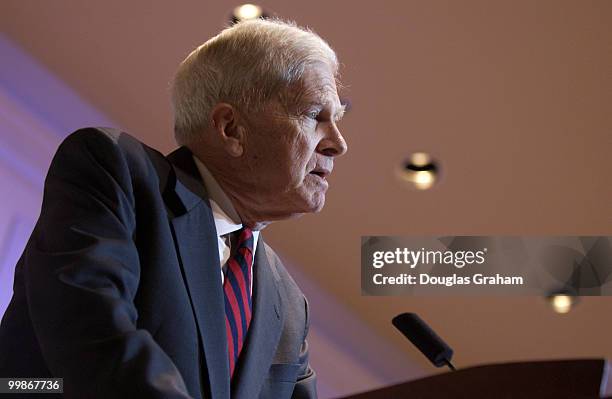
[170,18,339,146]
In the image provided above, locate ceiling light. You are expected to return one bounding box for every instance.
[232,4,265,23]
[548,294,577,314]
[397,152,440,190]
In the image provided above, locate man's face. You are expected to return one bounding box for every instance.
[241,62,347,220]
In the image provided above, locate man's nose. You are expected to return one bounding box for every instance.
[316,122,348,157]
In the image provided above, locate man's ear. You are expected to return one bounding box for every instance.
[210,103,245,157]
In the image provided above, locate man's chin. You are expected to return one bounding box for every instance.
[271,193,326,220]
[287,198,326,219]
[307,195,326,213]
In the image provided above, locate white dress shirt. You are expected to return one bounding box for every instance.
[192,155,259,293]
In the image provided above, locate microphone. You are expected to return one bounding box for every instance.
[392,312,456,371]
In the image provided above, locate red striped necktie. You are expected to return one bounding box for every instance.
[223,227,254,378]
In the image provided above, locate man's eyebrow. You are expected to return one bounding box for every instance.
[334,104,347,121]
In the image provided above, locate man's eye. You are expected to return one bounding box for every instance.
[306,110,320,120]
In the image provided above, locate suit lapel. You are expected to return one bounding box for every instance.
[166,147,231,399]
[232,237,283,399]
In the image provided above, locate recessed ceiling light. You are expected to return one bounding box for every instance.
[232,4,265,23]
[397,152,439,190]
[548,294,577,314]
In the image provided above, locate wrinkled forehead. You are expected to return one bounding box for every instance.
[284,63,341,108]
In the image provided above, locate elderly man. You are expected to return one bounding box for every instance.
[0,19,347,399]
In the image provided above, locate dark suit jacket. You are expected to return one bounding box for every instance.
[0,127,316,399]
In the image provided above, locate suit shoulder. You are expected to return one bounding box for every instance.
[56,127,169,175]
[59,127,151,157]
[47,127,176,206]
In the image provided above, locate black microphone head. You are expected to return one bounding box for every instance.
[392,313,454,368]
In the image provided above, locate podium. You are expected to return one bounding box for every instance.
[340,359,611,399]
